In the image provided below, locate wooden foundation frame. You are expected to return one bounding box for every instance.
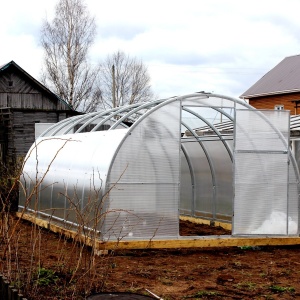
[16,212,300,251]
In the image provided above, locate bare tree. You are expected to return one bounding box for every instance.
[97,51,154,109]
[40,0,100,112]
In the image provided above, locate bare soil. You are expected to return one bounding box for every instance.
[1,216,300,299]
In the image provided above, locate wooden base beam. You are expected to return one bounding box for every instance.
[16,212,300,251]
[179,215,232,231]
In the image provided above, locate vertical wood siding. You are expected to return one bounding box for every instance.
[0,67,71,111]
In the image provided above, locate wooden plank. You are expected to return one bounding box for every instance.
[16,212,300,251]
[180,215,232,231]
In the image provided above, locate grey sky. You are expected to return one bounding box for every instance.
[1,0,300,99]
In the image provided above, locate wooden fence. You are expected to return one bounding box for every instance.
[0,274,27,300]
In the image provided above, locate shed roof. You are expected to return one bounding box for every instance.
[0,60,75,111]
[240,55,300,99]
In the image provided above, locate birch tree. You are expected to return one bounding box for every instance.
[97,51,154,109]
[40,0,100,112]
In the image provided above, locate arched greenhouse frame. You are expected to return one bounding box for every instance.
[19,93,300,242]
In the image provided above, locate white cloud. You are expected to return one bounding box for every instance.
[1,0,300,99]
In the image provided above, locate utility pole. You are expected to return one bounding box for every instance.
[112,64,116,108]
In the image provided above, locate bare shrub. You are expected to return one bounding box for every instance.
[0,137,137,298]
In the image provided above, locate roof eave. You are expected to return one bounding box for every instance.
[0,61,75,111]
[240,89,300,99]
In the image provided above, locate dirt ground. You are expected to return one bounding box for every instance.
[1,217,300,299]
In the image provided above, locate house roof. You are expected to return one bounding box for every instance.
[0,60,75,111]
[240,54,300,99]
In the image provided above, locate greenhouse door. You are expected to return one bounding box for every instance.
[233,109,295,236]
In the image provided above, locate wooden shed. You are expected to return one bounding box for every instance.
[0,61,80,208]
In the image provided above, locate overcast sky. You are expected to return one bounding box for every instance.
[1,0,300,100]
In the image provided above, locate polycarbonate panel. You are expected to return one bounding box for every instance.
[235,110,289,152]
[179,148,193,214]
[182,106,233,129]
[234,153,289,234]
[233,110,295,235]
[293,140,300,169]
[180,136,233,222]
[182,96,248,111]
[20,130,128,232]
[182,140,213,218]
[105,101,181,240]
[288,159,299,233]
[262,110,289,140]
[202,139,233,220]
[103,183,179,239]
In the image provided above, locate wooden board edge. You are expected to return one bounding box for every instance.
[179,215,232,231]
[16,212,300,251]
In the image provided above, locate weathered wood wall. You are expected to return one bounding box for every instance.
[0,109,71,164]
[0,70,69,111]
[0,64,78,164]
[10,110,63,157]
[0,62,79,210]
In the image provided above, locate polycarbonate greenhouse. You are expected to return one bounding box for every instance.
[19,93,300,241]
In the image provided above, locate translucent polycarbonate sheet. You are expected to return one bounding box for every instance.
[180,135,233,222]
[103,184,179,239]
[235,110,289,152]
[291,140,300,230]
[179,148,193,214]
[234,153,290,234]
[105,101,181,240]
[294,139,300,163]
[288,162,299,233]
[233,110,296,235]
[19,129,128,231]
[182,106,233,130]
[182,95,248,111]
[202,139,233,219]
[181,139,213,218]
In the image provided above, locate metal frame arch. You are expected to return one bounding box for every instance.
[74,109,127,133]
[90,103,150,132]
[40,114,85,137]
[104,97,185,196]
[41,92,253,138]
[48,113,100,136]
[62,107,123,135]
[182,107,233,161]
[109,99,166,130]
[116,93,209,135]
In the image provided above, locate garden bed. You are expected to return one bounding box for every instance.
[1,215,300,299]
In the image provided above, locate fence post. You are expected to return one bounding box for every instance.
[0,274,27,300]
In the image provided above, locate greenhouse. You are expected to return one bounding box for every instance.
[19,93,300,242]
